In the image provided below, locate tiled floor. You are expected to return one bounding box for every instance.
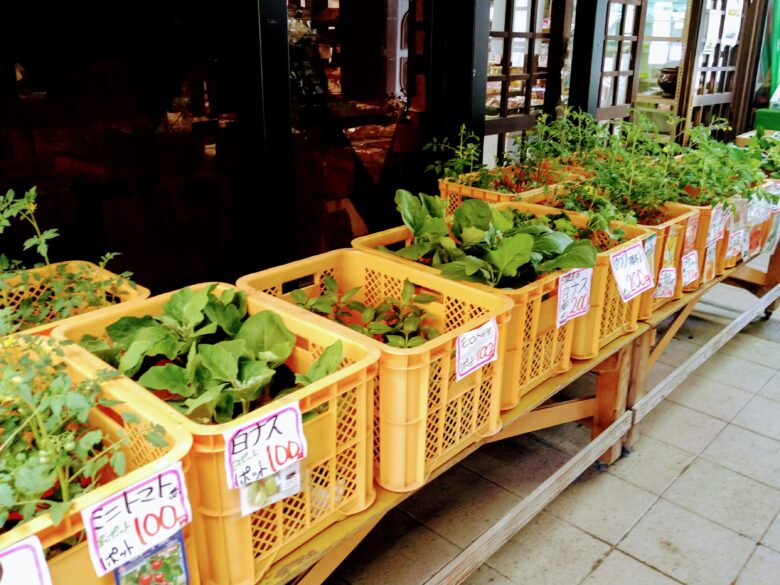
[325,282,780,585]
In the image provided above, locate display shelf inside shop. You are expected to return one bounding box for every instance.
[262,247,780,585]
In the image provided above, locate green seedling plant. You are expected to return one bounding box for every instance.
[79,286,343,424]
[0,187,138,335]
[0,335,167,530]
[389,190,598,288]
[293,278,439,349]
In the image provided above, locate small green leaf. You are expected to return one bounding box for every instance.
[296,340,343,385]
[199,344,239,382]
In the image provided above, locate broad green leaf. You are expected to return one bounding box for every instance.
[486,233,534,278]
[181,384,225,415]
[204,297,244,337]
[79,429,103,452]
[491,208,514,233]
[138,364,193,397]
[532,231,574,256]
[452,199,492,238]
[48,501,72,526]
[0,483,13,506]
[401,279,414,304]
[16,464,57,497]
[199,344,239,382]
[236,311,296,365]
[295,340,343,385]
[395,241,435,261]
[290,289,308,305]
[420,193,446,218]
[395,189,427,235]
[146,425,169,448]
[385,335,406,348]
[439,260,488,283]
[110,451,126,476]
[238,360,276,388]
[536,239,598,273]
[106,316,156,349]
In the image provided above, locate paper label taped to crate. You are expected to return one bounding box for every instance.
[456,317,498,380]
[609,242,654,302]
[653,267,677,298]
[81,461,192,576]
[113,530,189,585]
[223,402,307,490]
[702,241,717,283]
[707,203,725,244]
[643,233,657,269]
[240,461,302,516]
[728,229,744,258]
[0,535,53,585]
[681,250,699,285]
[556,268,593,328]
[684,213,700,253]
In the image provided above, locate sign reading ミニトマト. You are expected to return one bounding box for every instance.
[81,462,192,576]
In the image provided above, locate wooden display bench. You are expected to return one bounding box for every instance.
[260,253,780,585]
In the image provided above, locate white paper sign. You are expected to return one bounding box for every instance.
[609,243,655,302]
[556,268,593,328]
[223,403,307,490]
[707,203,725,245]
[0,536,53,585]
[81,461,192,576]
[723,0,743,47]
[681,250,700,285]
[653,267,677,299]
[240,461,302,517]
[644,233,658,268]
[728,229,744,258]
[456,318,499,381]
[742,228,751,261]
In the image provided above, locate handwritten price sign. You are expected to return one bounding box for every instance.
[644,233,657,270]
[653,267,677,299]
[684,214,700,253]
[81,462,192,576]
[556,268,593,328]
[0,536,52,585]
[223,403,307,490]
[727,229,744,259]
[455,318,498,381]
[609,243,654,302]
[681,251,699,285]
[707,203,725,245]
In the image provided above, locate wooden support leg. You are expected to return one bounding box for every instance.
[648,299,697,369]
[592,344,632,465]
[624,330,653,451]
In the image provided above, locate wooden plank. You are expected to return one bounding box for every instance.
[729,265,768,287]
[490,398,597,441]
[634,281,780,422]
[424,412,633,585]
[624,330,653,449]
[648,299,697,368]
[592,345,631,464]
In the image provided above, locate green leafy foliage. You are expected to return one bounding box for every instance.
[0,187,138,335]
[292,278,439,348]
[79,286,343,424]
[0,336,163,530]
[390,192,598,288]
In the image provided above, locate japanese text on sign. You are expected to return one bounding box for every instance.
[681,251,699,285]
[81,462,192,576]
[456,318,498,381]
[609,243,655,302]
[707,204,725,245]
[684,214,700,253]
[653,267,677,299]
[728,229,744,259]
[223,403,307,490]
[644,233,657,270]
[556,268,593,328]
[0,536,52,585]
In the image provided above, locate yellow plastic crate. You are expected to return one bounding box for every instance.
[353,208,585,409]
[1,260,150,336]
[53,284,380,585]
[236,249,512,492]
[0,340,198,585]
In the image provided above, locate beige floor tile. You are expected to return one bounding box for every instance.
[609,435,696,495]
[647,362,676,390]
[399,465,521,548]
[657,338,700,368]
[720,334,780,368]
[759,371,780,403]
[461,436,570,497]
[336,510,459,585]
[743,311,780,344]
[461,565,515,585]
[702,283,762,313]
[735,546,780,585]
[485,512,610,585]
[667,374,754,421]
[674,315,725,346]
[733,395,780,441]
[701,425,780,490]
[663,458,780,540]
[762,512,780,553]
[641,401,727,454]
[695,353,776,392]
[618,499,755,585]
[580,550,681,585]
[532,423,591,456]
[546,468,657,544]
